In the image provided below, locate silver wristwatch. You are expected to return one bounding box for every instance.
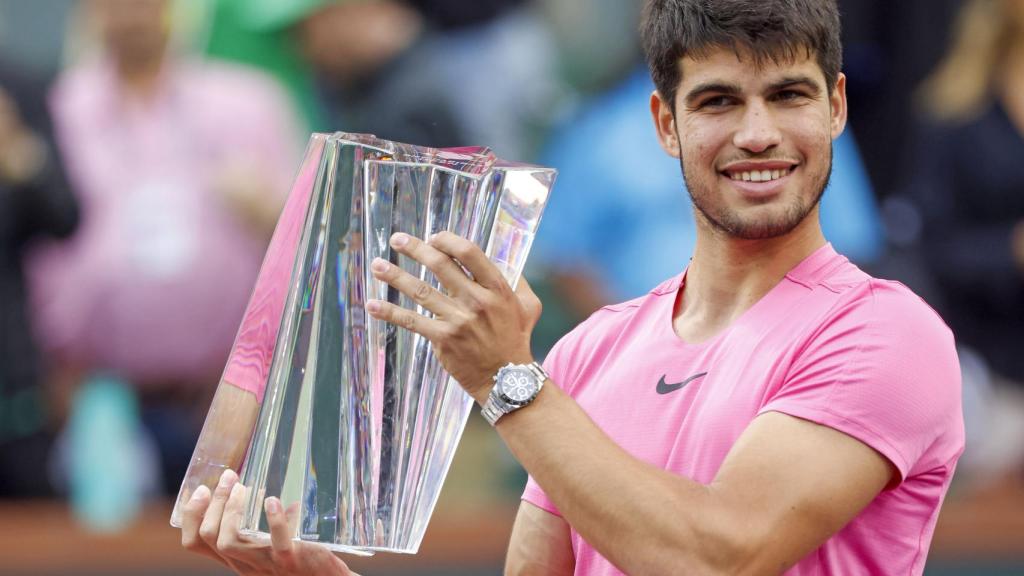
[481,361,548,426]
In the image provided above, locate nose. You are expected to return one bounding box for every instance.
[732,101,782,153]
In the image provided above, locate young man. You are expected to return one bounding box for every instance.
[181,1,964,573]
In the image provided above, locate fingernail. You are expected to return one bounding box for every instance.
[391,233,409,247]
[371,258,388,273]
[190,485,211,503]
[265,497,281,515]
[366,299,382,313]
[218,469,238,490]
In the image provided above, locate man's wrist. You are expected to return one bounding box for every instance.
[479,359,547,426]
[470,354,536,406]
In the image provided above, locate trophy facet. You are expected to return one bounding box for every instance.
[171,133,554,555]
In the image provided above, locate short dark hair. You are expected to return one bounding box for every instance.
[640,0,842,110]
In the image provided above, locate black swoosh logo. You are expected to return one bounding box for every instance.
[656,371,708,395]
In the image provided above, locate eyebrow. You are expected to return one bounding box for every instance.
[683,74,823,106]
[769,75,822,95]
[683,82,742,107]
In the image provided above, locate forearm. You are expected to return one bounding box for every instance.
[491,384,744,575]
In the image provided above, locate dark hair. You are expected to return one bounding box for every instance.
[640,0,842,110]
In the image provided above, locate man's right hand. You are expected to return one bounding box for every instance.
[180,469,358,576]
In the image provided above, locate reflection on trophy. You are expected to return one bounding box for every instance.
[169,133,555,555]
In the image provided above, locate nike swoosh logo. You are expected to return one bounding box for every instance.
[656,371,708,395]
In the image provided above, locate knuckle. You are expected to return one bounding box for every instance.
[198,525,218,545]
[216,534,239,555]
[466,298,486,315]
[527,293,542,315]
[413,281,432,303]
[401,312,417,331]
[438,323,458,340]
[455,310,477,331]
[452,242,475,260]
[271,548,296,567]
[478,291,501,310]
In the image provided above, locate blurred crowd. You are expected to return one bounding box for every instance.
[0,0,1021,543]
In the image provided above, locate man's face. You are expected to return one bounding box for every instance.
[652,46,847,240]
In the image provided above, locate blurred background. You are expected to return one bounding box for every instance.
[0,0,1022,574]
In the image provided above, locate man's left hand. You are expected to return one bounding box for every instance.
[365,231,541,404]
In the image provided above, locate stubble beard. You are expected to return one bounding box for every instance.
[679,145,832,240]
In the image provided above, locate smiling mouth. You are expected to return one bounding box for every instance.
[722,166,797,183]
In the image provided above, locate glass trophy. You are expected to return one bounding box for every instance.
[170,133,555,555]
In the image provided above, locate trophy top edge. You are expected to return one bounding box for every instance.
[308,132,556,174]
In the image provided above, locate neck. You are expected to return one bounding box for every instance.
[116,55,165,99]
[673,207,826,343]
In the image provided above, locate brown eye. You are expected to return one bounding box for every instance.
[701,96,734,108]
[774,90,803,102]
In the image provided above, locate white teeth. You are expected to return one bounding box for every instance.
[728,168,790,182]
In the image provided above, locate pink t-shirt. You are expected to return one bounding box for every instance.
[523,244,964,575]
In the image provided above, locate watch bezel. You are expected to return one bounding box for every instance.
[495,365,541,407]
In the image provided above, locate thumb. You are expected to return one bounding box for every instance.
[514,275,542,323]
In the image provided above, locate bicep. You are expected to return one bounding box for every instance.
[505,501,575,576]
[710,411,896,573]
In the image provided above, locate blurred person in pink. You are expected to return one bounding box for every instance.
[30,0,304,495]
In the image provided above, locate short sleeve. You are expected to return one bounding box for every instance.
[760,282,964,482]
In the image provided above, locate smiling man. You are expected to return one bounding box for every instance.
[181,1,964,574]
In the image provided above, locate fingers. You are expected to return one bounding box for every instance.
[181,484,227,564]
[217,480,253,554]
[265,497,299,569]
[198,469,238,549]
[370,257,461,319]
[365,297,446,340]
[388,232,486,298]
[425,231,509,292]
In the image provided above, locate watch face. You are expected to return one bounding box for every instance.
[498,367,538,406]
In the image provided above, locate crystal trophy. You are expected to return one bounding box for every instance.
[170,133,555,555]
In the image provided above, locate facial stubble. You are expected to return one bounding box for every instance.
[676,132,833,240]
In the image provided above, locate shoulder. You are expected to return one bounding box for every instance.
[50,62,107,117]
[544,276,678,386]
[772,267,964,478]
[818,274,954,353]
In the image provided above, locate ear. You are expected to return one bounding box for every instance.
[650,90,681,158]
[829,73,848,140]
